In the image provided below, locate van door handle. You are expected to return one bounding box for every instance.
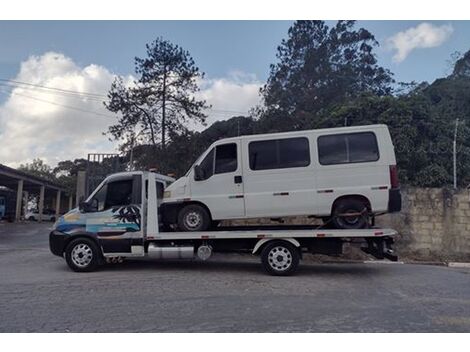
[273,192,289,196]
[234,175,242,184]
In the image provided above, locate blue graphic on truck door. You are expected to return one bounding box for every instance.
[85,176,142,254]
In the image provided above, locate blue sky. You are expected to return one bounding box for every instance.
[1,20,469,167]
[0,21,469,85]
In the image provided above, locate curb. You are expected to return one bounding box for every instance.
[363,260,404,264]
[447,262,470,268]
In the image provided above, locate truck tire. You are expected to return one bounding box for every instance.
[177,204,211,232]
[331,198,368,229]
[260,241,300,276]
[65,238,101,272]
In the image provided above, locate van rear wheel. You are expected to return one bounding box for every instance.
[177,204,211,232]
[331,198,369,230]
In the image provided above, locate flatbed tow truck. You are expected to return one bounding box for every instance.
[50,171,398,275]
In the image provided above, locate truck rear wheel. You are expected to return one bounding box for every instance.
[65,238,101,272]
[260,241,300,276]
[177,204,211,232]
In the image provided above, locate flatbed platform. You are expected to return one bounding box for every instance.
[148,227,397,240]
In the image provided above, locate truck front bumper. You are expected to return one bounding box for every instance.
[49,230,69,257]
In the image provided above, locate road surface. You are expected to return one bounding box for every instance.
[1,222,470,332]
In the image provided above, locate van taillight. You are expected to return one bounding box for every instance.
[389,165,399,188]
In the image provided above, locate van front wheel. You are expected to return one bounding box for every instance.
[177,204,211,232]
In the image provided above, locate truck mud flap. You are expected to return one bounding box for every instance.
[361,237,397,261]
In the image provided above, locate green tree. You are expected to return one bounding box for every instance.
[53,158,88,193]
[105,38,209,153]
[258,20,393,132]
[18,158,56,181]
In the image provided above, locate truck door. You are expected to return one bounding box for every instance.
[84,174,144,256]
[189,141,245,220]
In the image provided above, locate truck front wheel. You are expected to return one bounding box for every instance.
[260,241,300,276]
[65,238,101,272]
[177,204,211,232]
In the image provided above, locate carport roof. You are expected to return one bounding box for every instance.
[0,163,68,194]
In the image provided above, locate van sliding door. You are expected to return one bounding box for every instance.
[242,137,316,218]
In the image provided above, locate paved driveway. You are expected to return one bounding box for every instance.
[1,222,470,332]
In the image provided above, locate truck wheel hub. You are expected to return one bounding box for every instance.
[268,246,292,271]
[71,243,93,267]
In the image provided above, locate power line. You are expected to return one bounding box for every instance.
[0,78,252,115]
[0,88,116,119]
[0,77,251,117]
[0,82,106,104]
[0,78,107,99]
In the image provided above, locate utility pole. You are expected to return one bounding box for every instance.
[453,118,459,189]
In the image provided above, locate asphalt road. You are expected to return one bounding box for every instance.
[1,222,470,332]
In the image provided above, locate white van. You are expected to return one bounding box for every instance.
[161,124,401,231]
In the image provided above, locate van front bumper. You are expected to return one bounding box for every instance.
[388,188,402,213]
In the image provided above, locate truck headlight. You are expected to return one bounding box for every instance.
[163,191,171,198]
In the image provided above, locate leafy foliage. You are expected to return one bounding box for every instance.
[257,20,394,132]
[104,37,209,153]
[18,158,56,182]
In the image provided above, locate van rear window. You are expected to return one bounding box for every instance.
[318,132,379,165]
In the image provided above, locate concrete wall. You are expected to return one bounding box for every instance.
[376,187,470,261]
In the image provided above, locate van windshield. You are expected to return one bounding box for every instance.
[184,152,205,177]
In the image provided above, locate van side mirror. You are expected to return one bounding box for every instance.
[194,165,204,181]
[79,198,98,213]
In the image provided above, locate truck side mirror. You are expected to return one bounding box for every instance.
[79,198,98,213]
[194,165,204,181]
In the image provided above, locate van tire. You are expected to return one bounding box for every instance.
[177,204,211,232]
[331,198,369,230]
[260,241,300,276]
[65,238,101,272]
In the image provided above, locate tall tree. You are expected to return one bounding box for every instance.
[18,158,56,181]
[105,38,209,151]
[258,20,394,132]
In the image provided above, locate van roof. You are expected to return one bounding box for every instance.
[215,124,389,143]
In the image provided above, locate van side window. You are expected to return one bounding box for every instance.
[249,137,310,171]
[215,143,237,174]
[318,132,379,165]
[279,138,310,168]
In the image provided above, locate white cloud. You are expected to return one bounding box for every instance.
[0,52,118,168]
[197,71,262,128]
[387,22,453,63]
[0,52,262,167]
